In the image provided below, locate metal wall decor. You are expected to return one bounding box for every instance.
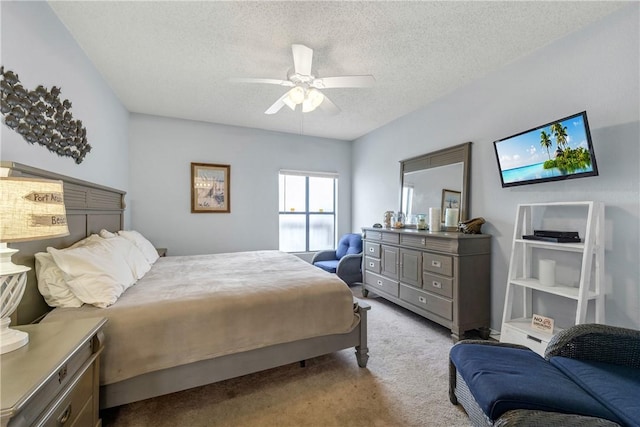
[0,66,91,164]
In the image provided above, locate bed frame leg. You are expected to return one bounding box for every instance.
[355,302,371,368]
[299,360,306,368]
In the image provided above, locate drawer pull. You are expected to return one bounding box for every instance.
[418,296,427,304]
[369,247,375,252]
[431,260,441,268]
[376,280,383,286]
[526,335,542,343]
[58,365,67,383]
[369,262,374,267]
[431,281,442,289]
[421,238,426,245]
[58,404,72,424]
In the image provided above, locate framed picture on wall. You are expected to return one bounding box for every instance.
[191,162,230,213]
[441,189,461,222]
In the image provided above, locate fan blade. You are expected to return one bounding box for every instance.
[318,94,341,115]
[312,75,376,89]
[229,77,294,87]
[264,92,293,115]
[292,44,313,76]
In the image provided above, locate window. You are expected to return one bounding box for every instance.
[279,171,337,252]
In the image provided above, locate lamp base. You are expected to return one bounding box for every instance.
[0,317,28,354]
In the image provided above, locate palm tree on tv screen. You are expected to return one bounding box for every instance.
[551,122,569,151]
[540,130,553,160]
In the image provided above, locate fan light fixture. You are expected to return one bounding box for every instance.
[302,88,325,113]
[284,86,326,113]
[0,175,69,354]
[230,44,375,116]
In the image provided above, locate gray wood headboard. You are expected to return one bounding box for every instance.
[1,161,125,325]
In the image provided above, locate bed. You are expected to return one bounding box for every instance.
[3,161,370,409]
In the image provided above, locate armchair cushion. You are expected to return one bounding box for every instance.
[450,344,619,422]
[335,233,363,259]
[314,260,339,273]
[550,356,640,427]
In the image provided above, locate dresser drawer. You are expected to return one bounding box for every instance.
[36,358,94,427]
[364,242,381,258]
[364,256,381,274]
[400,234,426,248]
[423,252,453,277]
[422,272,453,298]
[364,230,382,241]
[364,271,399,297]
[400,283,452,320]
[381,232,400,244]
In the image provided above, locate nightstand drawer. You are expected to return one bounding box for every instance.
[364,256,380,273]
[36,357,94,427]
[18,340,92,427]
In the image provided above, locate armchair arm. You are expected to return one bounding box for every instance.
[544,323,640,368]
[311,250,338,264]
[336,253,363,276]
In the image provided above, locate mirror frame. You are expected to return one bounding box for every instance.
[399,142,471,223]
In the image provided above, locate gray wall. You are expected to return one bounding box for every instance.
[128,114,352,255]
[353,4,640,331]
[0,2,130,214]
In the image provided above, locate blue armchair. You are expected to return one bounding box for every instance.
[312,233,363,285]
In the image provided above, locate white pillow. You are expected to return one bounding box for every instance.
[48,240,136,308]
[101,236,151,280]
[35,252,83,308]
[99,229,118,239]
[118,230,160,264]
[70,234,103,248]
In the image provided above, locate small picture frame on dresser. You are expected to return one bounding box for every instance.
[441,189,461,222]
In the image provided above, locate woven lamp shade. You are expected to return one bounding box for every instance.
[0,177,69,243]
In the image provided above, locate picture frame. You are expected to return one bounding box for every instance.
[441,189,461,222]
[191,162,230,213]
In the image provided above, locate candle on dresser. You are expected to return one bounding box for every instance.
[445,208,459,228]
[429,207,441,231]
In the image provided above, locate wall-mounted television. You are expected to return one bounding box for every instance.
[493,111,599,188]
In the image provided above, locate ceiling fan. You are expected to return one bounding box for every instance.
[230,44,375,115]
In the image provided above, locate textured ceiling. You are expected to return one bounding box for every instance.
[48,1,627,141]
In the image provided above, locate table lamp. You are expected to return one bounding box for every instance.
[0,176,69,354]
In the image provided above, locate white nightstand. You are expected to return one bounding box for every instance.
[0,317,107,427]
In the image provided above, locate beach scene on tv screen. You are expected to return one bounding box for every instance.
[496,114,596,184]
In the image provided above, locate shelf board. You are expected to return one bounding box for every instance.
[517,201,594,207]
[515,239,585,252]
[504,318,563,340]
[509,278,599,300]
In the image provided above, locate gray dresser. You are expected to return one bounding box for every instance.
[361,227,491,341]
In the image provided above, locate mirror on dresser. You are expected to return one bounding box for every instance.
[399,142,471,225]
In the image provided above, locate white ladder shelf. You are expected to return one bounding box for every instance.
[500,201,605,355]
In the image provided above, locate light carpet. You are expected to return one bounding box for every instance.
[101,287,471,427]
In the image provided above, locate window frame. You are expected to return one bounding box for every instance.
[278,170,338,252]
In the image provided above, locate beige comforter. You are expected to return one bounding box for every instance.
[41,250,358,385]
